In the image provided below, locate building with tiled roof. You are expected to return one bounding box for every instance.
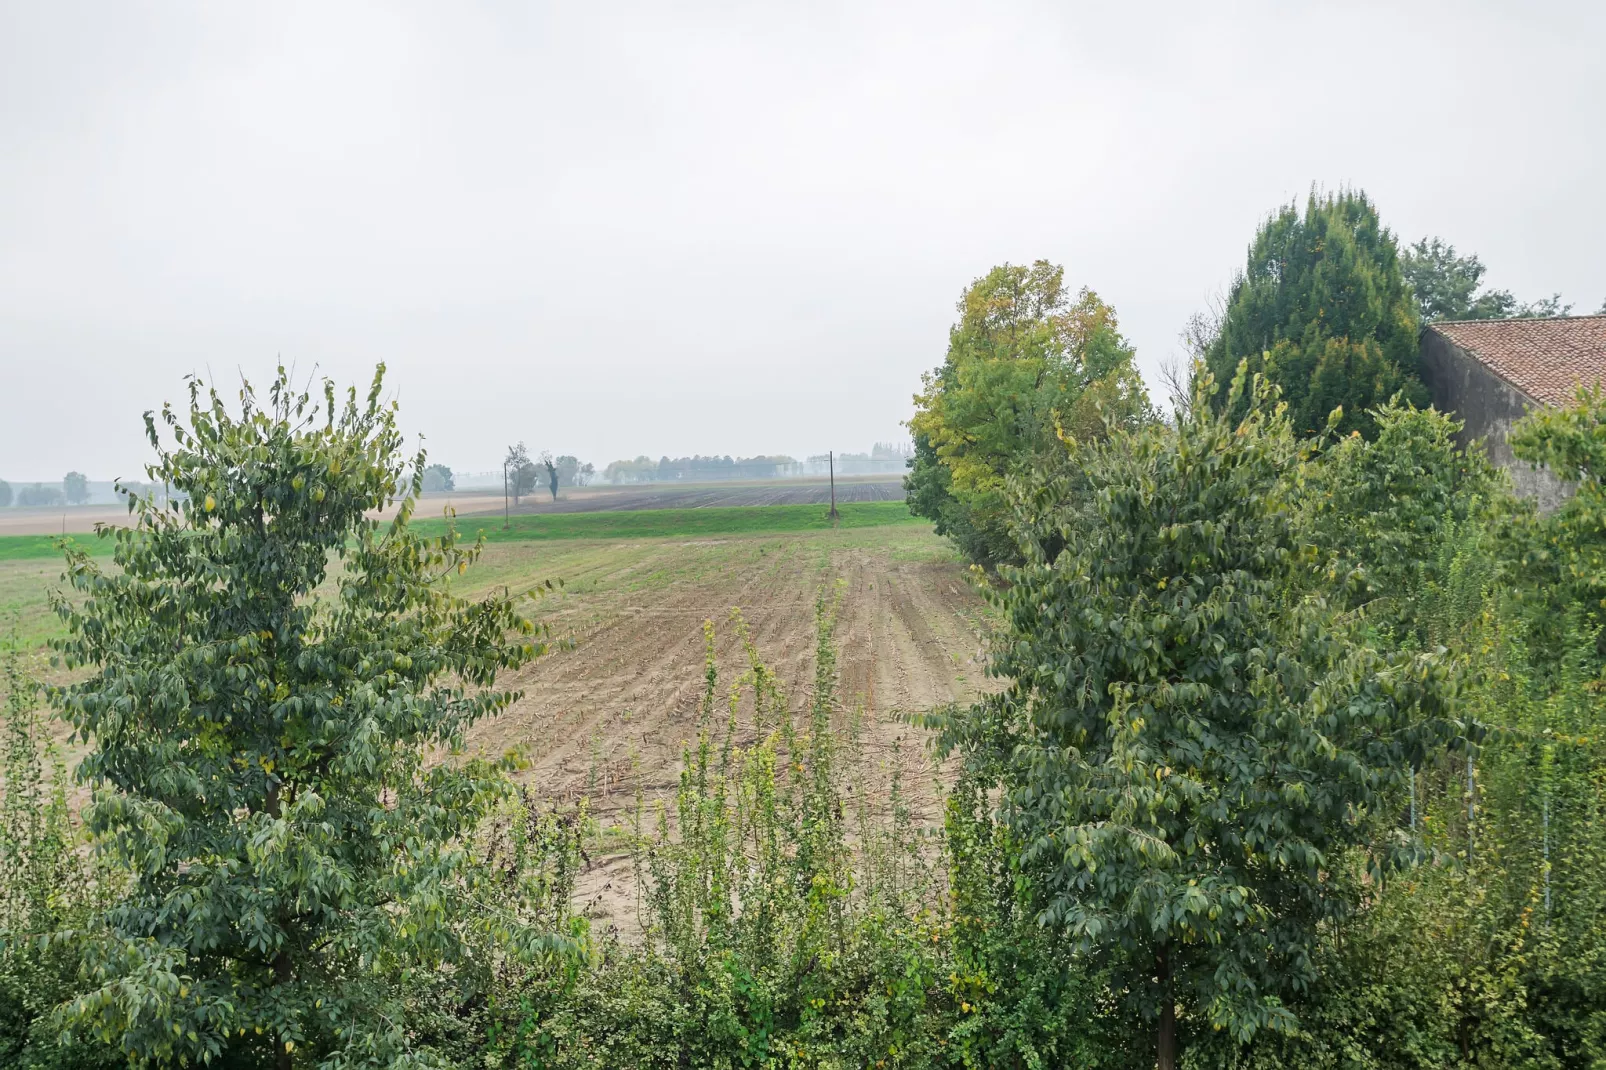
[1420,315,1606,509]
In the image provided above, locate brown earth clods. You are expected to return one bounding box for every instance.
[457,530,991,932]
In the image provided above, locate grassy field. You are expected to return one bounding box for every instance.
[0,533,116,562]
[0,500,919,563]
[420,500,921,542]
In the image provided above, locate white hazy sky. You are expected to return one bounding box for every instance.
[2,0,1603,481]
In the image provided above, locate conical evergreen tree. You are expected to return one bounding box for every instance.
[1205,190,1425,437]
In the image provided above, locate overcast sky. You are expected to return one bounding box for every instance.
[2,1,1603,482]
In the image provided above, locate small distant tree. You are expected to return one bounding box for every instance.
[0,480,10,508]
[62,472,89,505]
[505,442,536,504]
[548,455,592,490]
[52,367,549,1067]
[421,463,455,493]
[539,451,559,501]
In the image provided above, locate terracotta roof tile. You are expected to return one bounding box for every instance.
[1429,316,1606,408]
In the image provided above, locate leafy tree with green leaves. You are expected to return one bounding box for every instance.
[907,260,1150,566]
[1401,236,1573,322]
[50,367,549,1068]
[952,368,1466,1067]
[538,451,559,502]
[1506,384,1606,662]
[1306,400,1500,648]
[1205,190,1426,438]
[420,463,453,493]
[0,479,11,508]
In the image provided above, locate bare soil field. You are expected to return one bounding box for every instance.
[451,475,906,517]
[449,523,989,931]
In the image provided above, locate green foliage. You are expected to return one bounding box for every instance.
[907,260,1151,567]
[0,535,118,563]
[0,651,122,1069]
[903,432,997,565]
[1307,399,1502,646]
[1199,392,1606,1067]
[481,601,1134,1069]
[49,367,551,1067]
[0,479,12,508]
[1507,385,1606,658]
[951,369,1469,1064]
[1402,237,1575,322]
[1205,190,1426,437]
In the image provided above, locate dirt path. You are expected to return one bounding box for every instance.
[458,529,990,932]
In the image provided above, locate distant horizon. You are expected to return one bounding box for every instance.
[0,442,915,491]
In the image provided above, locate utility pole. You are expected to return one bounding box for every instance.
[828,450,839,521]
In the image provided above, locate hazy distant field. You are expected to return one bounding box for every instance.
[492,475,905,513]
[0,476,905,538]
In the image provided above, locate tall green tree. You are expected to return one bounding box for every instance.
[62,472,89,506]
[1205,190,1425,437]
[907,260,1150,566]
[51,368,548,1068]
[0,480,11,508]
[952,369,1464,1067]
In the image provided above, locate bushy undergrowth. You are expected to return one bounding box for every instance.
[472,597,1138,1070]
[0,652,122,1070]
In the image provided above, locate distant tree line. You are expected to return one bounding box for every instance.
[0,472,92,508]
[602,454,799,484]
[503,443,594,503]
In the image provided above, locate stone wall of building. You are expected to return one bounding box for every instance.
[1420,328,1570,510]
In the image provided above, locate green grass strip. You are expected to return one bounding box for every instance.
[414,500,925,543]
[0,501,926,561]
[0,533,117,562]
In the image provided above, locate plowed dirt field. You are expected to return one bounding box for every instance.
[451,523,991,931]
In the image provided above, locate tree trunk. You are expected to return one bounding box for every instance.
[1157,944,1177,1070]
[274,948,294,1070]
